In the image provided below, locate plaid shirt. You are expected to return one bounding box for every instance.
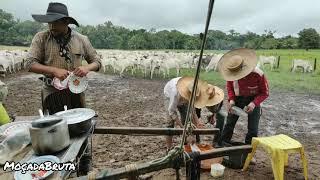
[25,29,101,75]
[25,29,102,105]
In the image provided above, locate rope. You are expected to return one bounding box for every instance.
[179,0,216,149]
[186,151,201,180]
[125,163,139,176]
[87,170,97,180]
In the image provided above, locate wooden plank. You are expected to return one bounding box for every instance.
[199,145,252,160]
[76,145,253,180]
[94,127,219,136]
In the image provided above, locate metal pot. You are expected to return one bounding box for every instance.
[29,115,70,155]
[54,107,95,137]
[68,118,92,137]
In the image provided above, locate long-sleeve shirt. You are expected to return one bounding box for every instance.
[226,67,269,106]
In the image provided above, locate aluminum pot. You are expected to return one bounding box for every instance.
[29,115,70,155]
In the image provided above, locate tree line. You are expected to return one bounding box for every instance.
[1,9,320,50]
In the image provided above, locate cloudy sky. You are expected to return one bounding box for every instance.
[1,0,319,37]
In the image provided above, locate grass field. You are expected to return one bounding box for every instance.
[1,45,320,94]
[111,49,320,94]
[190,49,320,94]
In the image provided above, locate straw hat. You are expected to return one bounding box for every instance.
[177,77,224,108]
[217,48,257,81]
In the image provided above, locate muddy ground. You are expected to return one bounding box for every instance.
[2,71,320,179]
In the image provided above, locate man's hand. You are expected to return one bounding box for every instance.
[195,118,205,129]
[73,66,89,77]
[52,68,69,80]
[227,100,235,113]
[175,119,184,128]
[245,102,255,113]
[186,136,196,145]
[207,114,216,125]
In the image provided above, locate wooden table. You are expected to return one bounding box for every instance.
[0,116,95,180]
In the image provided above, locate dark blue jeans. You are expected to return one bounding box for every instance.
[177,105,200,142]
[220,96,261,144]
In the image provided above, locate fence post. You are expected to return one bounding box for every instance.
[314,58,317,71]
[277,56,280,69]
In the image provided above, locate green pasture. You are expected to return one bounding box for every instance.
[104,49,320,94]
[1,46,319,94]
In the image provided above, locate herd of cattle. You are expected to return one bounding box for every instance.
[0,50,28,76]
[0,49,315,78]
[98,50,315,78]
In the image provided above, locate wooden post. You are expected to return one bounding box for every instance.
[314,58,317,71]
[94,127,220,136]
[277,56,280,69]
[76,145,252,180]
[199,145,252,160]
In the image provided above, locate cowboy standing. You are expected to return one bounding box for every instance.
[25,2,101,115]
[217,48,269,145]
[25,2,101,175]
[163,76,224,150]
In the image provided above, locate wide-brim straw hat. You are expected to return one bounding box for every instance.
[217,48,257,81]
[177,77,224,108]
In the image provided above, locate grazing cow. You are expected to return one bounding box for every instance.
[0,52,15,75]
[205,54,224,72]
[193,54,213,69]
[291,59,313,73]
[258,56,277,70]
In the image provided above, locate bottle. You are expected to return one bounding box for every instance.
[230,106,248,117]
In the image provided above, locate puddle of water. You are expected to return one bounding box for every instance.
[310,101,320,111]
[306,121,320,126]
[310,130,320,134]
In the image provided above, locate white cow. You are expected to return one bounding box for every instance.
[0,80,8,103]
[117,55,141,77]
[258,56,277,70]
[193,54,212,69]
[138,56,155,78]
[0,52,15,74]
[205,54,224,72]
[11,50,27,72]
[291,59,313,73]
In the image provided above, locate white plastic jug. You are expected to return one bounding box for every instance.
[210,163,225,177]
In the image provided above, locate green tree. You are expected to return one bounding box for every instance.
[298,28,320,49]
[128,34,147,49]
[184,36,200,50]
[278,36,298,49]
[0,9,16,44]
[8,20,45,45]
[260,38,278,49]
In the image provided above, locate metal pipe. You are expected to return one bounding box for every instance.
[94,127,219,136]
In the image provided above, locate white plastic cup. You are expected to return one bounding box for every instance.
[210,163,225,177]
